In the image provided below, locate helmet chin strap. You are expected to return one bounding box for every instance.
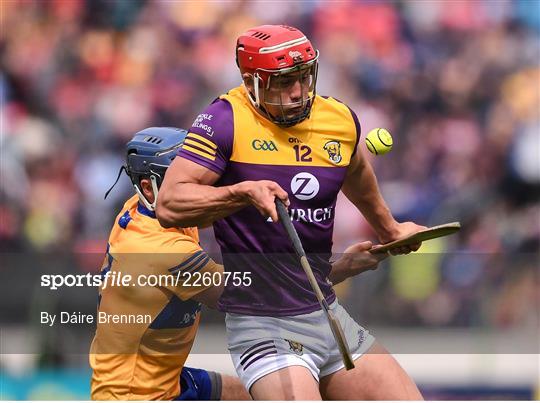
[133,174,160,211]
[252,73,262,107]
[243,82,257,108]
[104,165,127,200]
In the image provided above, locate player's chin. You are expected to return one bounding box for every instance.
[283,108,303,118]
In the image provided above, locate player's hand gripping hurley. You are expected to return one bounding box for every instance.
[370,222,461,254]
[275,199,355,370]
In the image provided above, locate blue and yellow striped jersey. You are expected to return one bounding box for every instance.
[89,195,221,400]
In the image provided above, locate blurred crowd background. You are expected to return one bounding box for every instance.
[1,0,539,358]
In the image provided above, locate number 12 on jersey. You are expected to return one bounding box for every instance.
[293,145,312,162]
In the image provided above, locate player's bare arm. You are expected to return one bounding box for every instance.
[189,265,225,310]
[157,157,289,228]
[341,148,426,254]
[341,148,399,239]
[329,241,388,285]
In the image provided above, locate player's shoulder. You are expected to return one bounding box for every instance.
[109,200,197,253]
[179,96,235,174]
[185,96,234,149]
[190,97,233,137]
[154,228,200,253]
[116,194,139,218]
[317,95,354,115]
[133,214,200,254]
[108,195,139,240]
[114,231,204,277]
[316,94,361,135]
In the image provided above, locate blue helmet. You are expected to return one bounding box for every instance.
[105,127,187,211]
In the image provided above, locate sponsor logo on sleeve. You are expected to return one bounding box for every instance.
[192,113,215,137]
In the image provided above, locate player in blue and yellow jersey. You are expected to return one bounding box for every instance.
[157,25,424,400]
[89,127,250,400]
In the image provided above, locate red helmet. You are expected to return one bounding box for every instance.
[236,25,319,126]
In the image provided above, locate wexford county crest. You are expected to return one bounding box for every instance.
[323,140,342,164]
[285,339,304,356]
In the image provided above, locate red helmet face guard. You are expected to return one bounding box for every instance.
[236,25,319,126]
[248,52,319,127]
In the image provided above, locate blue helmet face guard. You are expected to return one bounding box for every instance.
[104,127,188,211]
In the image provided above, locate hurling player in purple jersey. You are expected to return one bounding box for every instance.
[157,25,425,400]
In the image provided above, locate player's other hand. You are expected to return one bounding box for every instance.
[329,241,388,285]
[236,180,289,222]
[383,221,428,255]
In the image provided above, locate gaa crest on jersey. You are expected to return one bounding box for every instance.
[323,140,342,164]
[285,339,304,356]
[252,139,278,151]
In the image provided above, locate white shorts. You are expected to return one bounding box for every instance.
[225,301,375,391]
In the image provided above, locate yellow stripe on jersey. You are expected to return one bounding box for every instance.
[220,86,358,167]
[182,144,216,161]
[183,138,216,157]
[186,132,218,150]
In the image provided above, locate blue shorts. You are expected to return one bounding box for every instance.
[175,366,222,400]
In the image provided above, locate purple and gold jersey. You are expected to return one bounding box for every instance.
[89,195,221,400]
[178,85,360,316]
